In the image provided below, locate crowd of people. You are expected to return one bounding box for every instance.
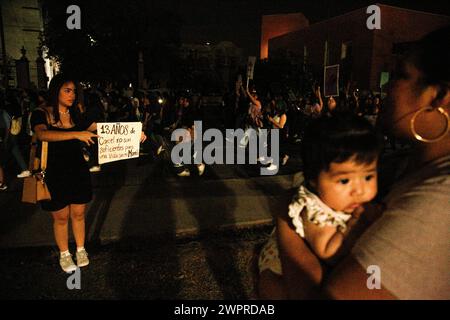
[0,67,387,186]
[0,26,448,299]
[0,83,201,186]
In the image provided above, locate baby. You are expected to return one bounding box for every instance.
[259,114,383,277]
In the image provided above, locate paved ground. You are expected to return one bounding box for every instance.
[0,139,303,299]
[0,226,272,299]
[0,144,302,249]
[0,128,408,300]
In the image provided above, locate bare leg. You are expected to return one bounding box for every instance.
[0,166,4,184]
[70,204,86,248]
[51,206,70,252]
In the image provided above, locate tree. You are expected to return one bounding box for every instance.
[41,0,181,84]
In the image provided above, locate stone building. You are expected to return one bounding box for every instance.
[0,0,54,89]
[260,12,309,60]
[265,4,450,92]
[178,41,244,92]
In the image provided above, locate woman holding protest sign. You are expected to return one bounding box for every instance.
[31,74,146,273]
[30,74,98,273]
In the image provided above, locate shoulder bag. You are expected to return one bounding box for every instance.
[22,108,52,203]
[10,116,22,135]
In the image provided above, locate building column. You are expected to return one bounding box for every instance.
[16,46,30,89]
[36,48,48,89]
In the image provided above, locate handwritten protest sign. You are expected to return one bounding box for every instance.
[246,56,256,90]
[324,64,339,97]
[247,56,256,80]
[98,122,142,165]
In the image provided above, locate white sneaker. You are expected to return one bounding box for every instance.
[76,249,89,267]
[266,164,278,171]
[89,166,101,172]
[177,169,190,177]
[59,253,77,273]
[197,163,205,176]
[17,170,31,178]
[259,157,273,165]
[282,155,289,166]
[0,183,7,191]
[156,145,165,155]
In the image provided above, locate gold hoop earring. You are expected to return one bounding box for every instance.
[410,106,449,143]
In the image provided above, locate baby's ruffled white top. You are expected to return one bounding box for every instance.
[258,174,353,275]
[289,184,352,238]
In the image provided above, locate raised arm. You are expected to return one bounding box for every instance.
[315,86,323,110]
[246,88,261,108]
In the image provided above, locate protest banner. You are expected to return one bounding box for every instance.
[380,71,389,95]
[246,56,257,89]
[323,64,339,97]
[98,122,142,165]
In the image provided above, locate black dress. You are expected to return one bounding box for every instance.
[30,109,93,212]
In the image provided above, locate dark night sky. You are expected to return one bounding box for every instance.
[170,0,450,56]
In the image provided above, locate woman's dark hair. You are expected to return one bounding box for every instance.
[47,73,80,125]
[301,113,383,183]
[273,98,287,115]
[407,26,450,89]
[38,90,48,102]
